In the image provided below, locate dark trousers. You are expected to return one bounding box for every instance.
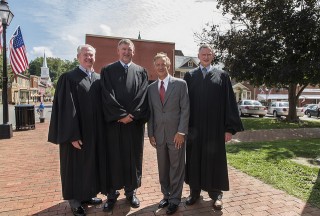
[107,187,136,200]
[68,199,81,208]
[190,188,223,200]
[317,108,320,117]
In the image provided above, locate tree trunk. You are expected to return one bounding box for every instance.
[287,83,299,122]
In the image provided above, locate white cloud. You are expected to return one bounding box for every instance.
[99,24,112,36]
[61,34,81,45]
[30,46,54,60]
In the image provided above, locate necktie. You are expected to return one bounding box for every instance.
[202,67,207,78]
[160,81,165,104]
[86,70,92,80]
[124,64,128,73]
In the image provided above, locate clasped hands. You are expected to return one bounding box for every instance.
[118,114,134,124]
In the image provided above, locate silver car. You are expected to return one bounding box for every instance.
[238,100,267,118]
[267,101,304,117]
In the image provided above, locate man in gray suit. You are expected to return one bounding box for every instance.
[148,52,190,215]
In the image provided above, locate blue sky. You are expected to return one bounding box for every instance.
[8,0,227,61]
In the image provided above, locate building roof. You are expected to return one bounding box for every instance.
[86,34,175,45]
[175,50,184,56]
[175,56,199,69]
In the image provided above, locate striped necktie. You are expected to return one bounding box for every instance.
[124,64,128,73]
[202,67,207,78]
[160,81,165,104]
[86,70,92,80]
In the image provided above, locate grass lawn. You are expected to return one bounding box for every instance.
[227,138,320,208]
[241,118,320,130]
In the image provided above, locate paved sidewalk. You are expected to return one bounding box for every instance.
[0,122,319,216]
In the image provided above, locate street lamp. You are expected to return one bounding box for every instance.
[0,0,13,139]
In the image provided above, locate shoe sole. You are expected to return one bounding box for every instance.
[213,205,223,210]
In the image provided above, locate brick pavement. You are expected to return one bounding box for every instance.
[0,122,319,216]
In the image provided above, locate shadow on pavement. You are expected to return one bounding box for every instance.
[301,169,320,215]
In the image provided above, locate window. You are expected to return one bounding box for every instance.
[188,61,193,67]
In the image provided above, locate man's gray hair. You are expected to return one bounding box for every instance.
[77,44,96,54]
[153,52,171,66]
[198,43,213,53]
[118,38,135,50]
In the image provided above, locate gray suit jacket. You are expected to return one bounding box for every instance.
[147,76,190,145]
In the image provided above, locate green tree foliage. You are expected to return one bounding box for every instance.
[29,57,78,87]
[195,0,320,122]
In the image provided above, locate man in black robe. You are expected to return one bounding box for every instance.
[184,44,244,210]
[48,44,103,216]
[100,38,149,212]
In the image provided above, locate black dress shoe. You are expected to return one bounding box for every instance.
[81,197,102,205]
[185,195,200,206]
[71,206,86,216]
[166,203,178,215]
[102,190,120,212]
[126,195,140,208]
[103,199,116,212]
[158,199,169,208]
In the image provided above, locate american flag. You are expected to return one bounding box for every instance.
[10,26,29,74]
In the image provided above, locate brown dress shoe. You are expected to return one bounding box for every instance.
[213,198,223,210]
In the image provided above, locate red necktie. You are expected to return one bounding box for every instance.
[160,81,165,104]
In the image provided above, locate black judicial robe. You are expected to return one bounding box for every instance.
[100,61,149,193]
[184,67,244,191]
[48,67,104,201]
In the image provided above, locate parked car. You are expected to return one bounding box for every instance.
[305,104,319,118]
[267,101,304,117]
[301,104,317,115]
[238,100,267,118]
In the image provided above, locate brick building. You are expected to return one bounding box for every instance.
[86,34,175,81]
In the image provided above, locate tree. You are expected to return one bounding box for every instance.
[195,0,320,122]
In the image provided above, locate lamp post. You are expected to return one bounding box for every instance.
[0,0,13,139]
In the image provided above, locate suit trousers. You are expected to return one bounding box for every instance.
[190,188,223,200]
[156,141,185,205]
[108,187,136,199]
[68,199,81,208]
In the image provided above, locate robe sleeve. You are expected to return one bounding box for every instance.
[100,66,128,122]
[224,73,244,135]
[48,73,81,144]
[147,86,154,137]
[177,80,190,135]
[128,69,149,122]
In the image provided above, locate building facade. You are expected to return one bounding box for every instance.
[85,34,175,81]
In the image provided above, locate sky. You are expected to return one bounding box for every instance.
[7,0,228,61]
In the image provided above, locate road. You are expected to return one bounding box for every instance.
[0,103,52,127]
